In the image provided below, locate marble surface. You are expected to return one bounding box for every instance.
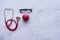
[0,0,60,40]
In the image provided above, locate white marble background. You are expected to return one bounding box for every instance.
[0,0,60,40]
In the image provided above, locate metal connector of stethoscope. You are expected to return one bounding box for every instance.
[4,8,20,31]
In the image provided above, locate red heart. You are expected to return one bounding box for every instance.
[22,13,29,22]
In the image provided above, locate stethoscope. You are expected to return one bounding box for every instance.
[4,8,20,31]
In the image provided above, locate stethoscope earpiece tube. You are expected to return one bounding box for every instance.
[4,8,19,31]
